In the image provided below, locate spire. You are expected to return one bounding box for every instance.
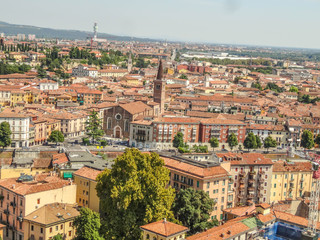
[156,59,163,80]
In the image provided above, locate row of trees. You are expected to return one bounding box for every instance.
[0,62,31,75]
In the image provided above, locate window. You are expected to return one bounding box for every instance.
[40,228,43,234]
[20,199,23,206]
[235,168,238,172]
[56,226,58,231]
[69,231,72,237]
[273,192,276,196]
[107,117,112,129]
[207,182,210,189]
[61,224,63,230]
[275,175,277,179]
[197,181,200,188]
[69,222,72,227]
[31,225,34,231]
[274,184,276,188]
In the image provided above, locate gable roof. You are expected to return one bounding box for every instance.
[140,220,188,237]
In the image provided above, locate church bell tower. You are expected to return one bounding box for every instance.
[153,60,166,113]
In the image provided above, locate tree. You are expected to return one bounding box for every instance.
[172,188,218,235]
[256,135,262,148]
[301,130,314,149]
[264,136,277,152]
[243,132,257,151]
[0,122,11,148]
[227,133,238,151]
[289,85,299,93]
[73,207,103,240]
[52,234,63,240]
[37,66,47,78]
[173,132,184,148]
[209,137,219,151]
[179,74,188,80]
[48,130,64,145]
[315,134,320,147]
[96,149,176,240]
[85,110,104,144]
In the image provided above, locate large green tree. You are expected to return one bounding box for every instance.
[53,234,63,240]
[73,208,103,240]
[173,132,184,148]
[227,133,238,151]
[48,130,64,144]
[96,149,176,240]
[0,122,11,148]
[85,110,104,144]
[209,137,219,151]
[172,188,217,235]
[243,132,257,151]
[301,130,314,149]
[264,136,277,152]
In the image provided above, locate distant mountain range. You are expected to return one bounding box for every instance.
[0,21,156,42]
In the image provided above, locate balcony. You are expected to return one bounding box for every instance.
[248,179,255,184]
[258,178,265,183]
[239,172,246,177]
[239,179,245,184]
[247,194,254,199]
[258,186,264,191]
[3,209,9,215]
[239,184,245,189]
[10,201,16,208]
[300,178,304,182]
[290,179,294,182]
[247,187,255,192]
[249,171,256,176]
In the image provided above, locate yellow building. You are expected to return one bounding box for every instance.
[140,219,188,240]
[11,89,25,106]
[0,173,76,240]
[23,203,79,240]
[270,161,312,203]
[73,166,101,213]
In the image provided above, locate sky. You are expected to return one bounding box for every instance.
[1,0,320,49]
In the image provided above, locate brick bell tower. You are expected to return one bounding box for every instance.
[153,59,166,113]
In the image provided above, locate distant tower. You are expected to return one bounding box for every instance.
[204,74,210,88]
[127,53,133,73]
[153,60,166,114]
[93,23,98,41]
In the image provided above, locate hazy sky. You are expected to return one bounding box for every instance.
[1,0,320,49]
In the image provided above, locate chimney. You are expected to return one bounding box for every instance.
[12,184,15,189]
[163,218,167,223]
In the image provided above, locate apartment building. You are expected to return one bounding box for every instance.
[270,161,312,203]
[73,166,101,213]
[162,155,234,221]
[23,203,79,240]
[0,110,30,148]
[0,173,76,240]
[199,119,246,148]
[151,117,200,150]
[217,153,273,206]
[129,119,153,149]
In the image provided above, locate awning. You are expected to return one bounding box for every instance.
[63,172,73,179]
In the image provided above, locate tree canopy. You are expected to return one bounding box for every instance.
[209,137,219,151]
[96,149,176,240]
[173,132,184,148]
[264,136,277,151]
[85,110,104,143]
[227,133,238,151]
[0,122,11,148]
[73,207,103,240]
[301,130,314,149]
[48,130,64,144]
[243,132,258,151]
[172,188,217,235]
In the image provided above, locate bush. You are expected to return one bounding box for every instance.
[82,137,90,145]
[100,140,107,146]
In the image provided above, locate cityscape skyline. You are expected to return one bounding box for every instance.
[1,0,320,49]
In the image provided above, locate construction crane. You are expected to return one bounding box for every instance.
[302,154,320,240]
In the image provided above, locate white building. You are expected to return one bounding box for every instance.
[0,111,30,148]
[39,80,59,91]
[72,65,98,78]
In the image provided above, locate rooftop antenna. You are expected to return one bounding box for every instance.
[93,22,98,42]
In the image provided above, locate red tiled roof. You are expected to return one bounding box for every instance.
[73,167,101,181]
[140,220,188,237]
